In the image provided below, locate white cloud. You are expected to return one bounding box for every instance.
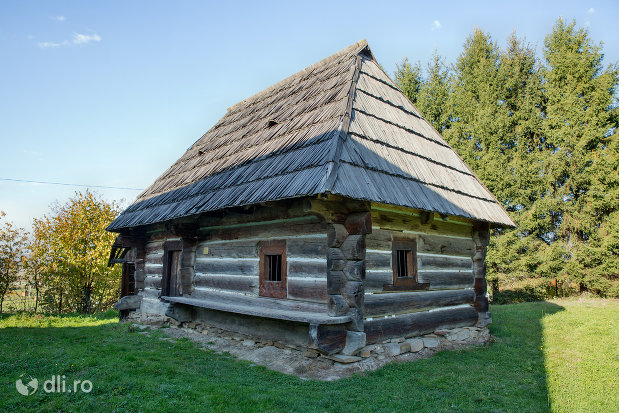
[587,7,595,14]
[431,20,442,31]
[52,16,65,21]
[37,32,102,49]
[38,40,69,48]
[72,33,101,45]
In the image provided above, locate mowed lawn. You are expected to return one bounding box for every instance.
[0,299,616,412]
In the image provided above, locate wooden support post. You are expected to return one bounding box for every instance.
[472,222,490,326]
[326,208,370,354]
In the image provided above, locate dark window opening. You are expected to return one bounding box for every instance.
[267,119,279,128]
[267,254,282,281]
[396,250,411,277]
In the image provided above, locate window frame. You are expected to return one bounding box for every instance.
[161,240,183,297]
[391,239,420,289]
[259,240,287,299]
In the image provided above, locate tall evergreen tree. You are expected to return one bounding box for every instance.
[541,19,619,295]
[417,51,451,132]
[394,58,422,104]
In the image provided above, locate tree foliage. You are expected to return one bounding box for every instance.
[397,19,618,297]
[30,191,122,313]
[0,211,28,314]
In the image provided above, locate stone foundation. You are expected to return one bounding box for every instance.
[124,312,491,379]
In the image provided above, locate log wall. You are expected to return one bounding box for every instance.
[363,204,479,342]
[192,216,329,303]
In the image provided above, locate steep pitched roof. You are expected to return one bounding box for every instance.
[108,40,514,231]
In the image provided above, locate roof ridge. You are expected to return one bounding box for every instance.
[322,53,365,193]
[226,40,369,114]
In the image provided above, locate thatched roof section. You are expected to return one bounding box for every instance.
[108,40,514,231]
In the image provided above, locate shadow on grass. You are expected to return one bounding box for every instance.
[0,302,564,413]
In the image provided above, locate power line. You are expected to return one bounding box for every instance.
[0,178,144,191]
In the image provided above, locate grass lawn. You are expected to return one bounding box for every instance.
[0,298,616,412]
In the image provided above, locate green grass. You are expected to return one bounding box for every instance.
[0,300,616,412]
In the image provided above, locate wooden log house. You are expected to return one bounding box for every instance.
[108,40,515,355]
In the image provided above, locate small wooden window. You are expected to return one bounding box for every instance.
[259,240,287,298]
[384,239,428,291]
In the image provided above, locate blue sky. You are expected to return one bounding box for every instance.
[1,1,617,230]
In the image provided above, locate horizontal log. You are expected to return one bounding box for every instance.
[418,235,475,257]
[145,254,163,265]
[364,270,393,291]
[287,278,328,303]
[287,237,327,258]
[417,271,474,289]
[366,251,391,269]
[204,222,328,242]
[144,264,163,276]
[364,289,475,316]
[197,241,257,259]
[418,254,472,271]
[287,259,327,279]
[364,306,478,343]
[194,258,258,276]
[193,274,258,294]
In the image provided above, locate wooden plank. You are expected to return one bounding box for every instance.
[287,278,328,303]
[193,274,258,294]
[364,289,475,316]
[287,259,327,279]
[162,295,350,325]
[364,306,478,343]
[418,254,472,271]
[194,258,258,275]
[417,271,474,289]
[418,235,475,257]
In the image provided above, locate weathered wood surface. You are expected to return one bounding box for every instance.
[364,305,478,343]
[418,234,475,257]
[144,264,163,276]
[287,259,327,279]
[365,228,392,250]
[202,221,328,243]
[364,270,393,291]
[194,258,258,275]
[364,289,475,316]
[144,275,162,289]
[193,274,258,294]
[163,292,350,325]
[371,209,472,238]
[309,323,347,355]
[417,271,474,289]
[418,253,472,271]
[287,278,328,302]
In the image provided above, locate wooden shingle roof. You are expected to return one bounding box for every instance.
[108,40,514,231]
